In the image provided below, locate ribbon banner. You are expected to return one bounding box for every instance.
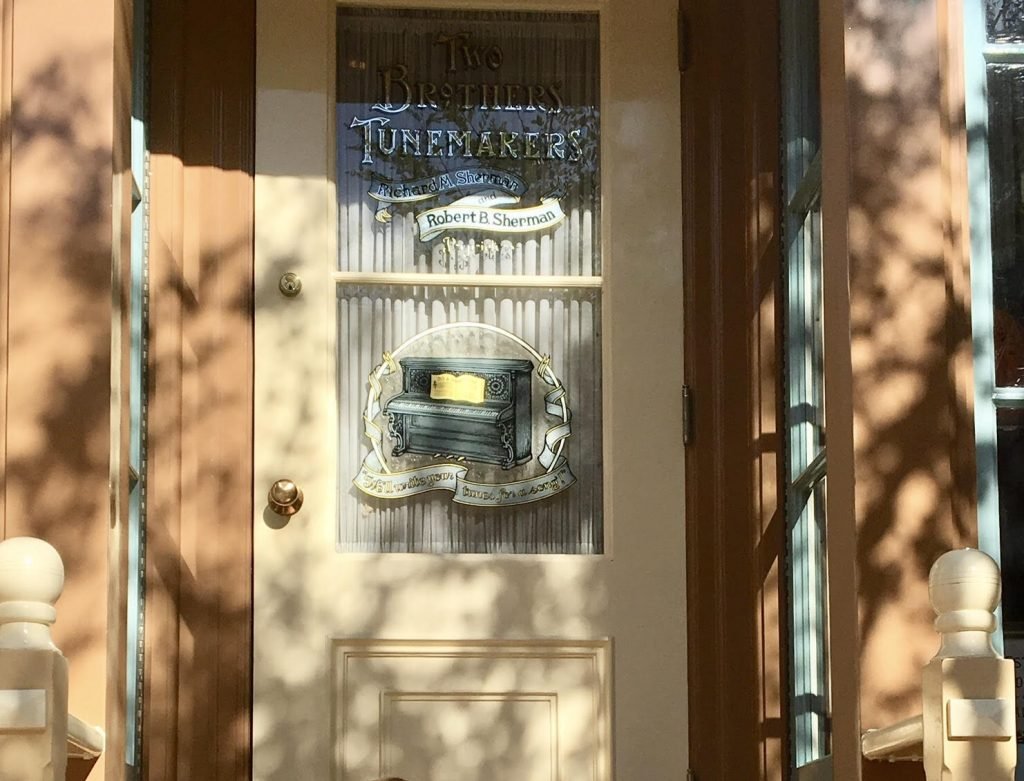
[354,457,575,507]
[354,349,576,507]
[367,167,527,222]
[416,196,566,242]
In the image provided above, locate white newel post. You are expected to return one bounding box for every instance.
[861,548,1019,776]
[923,549,1017,780]
[0,537,70,781]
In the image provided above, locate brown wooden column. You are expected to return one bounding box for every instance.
[0,0,131,778]
[144,0,254,778]
[682,0,787,777]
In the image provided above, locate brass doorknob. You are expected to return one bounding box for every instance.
[268,479,303,516]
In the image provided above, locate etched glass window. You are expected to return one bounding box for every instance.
[335,8,602,553]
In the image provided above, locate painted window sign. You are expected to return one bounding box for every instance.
[336,8,602,554]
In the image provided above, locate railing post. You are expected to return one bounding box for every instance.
[0,537,69,781]
[923,548,1016,779]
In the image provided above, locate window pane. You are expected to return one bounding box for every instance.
[336,8,600,276]
[987,66,1024,386]
[337,284,603,554]
[789,477,831,765]
[786,206,826,478]
[988,0,1024,42]
[998,407,1024,629]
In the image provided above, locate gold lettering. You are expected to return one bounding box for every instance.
[446,130,473,158]
[461,40,482,70]
[504,84,522,111]
[499,132,519,159]
[378,64,412,112]
[416,81,438,108]
[426,129,444,156]
[484,46,503,71]
[401,128,422,156]
[545,132,566,160]
[567,128,584,162]
[377,127,397,156]
[481,83,500,110]
[476,132,496,157]
[458,82,476,109]
[435,33,466,73]
[523,132,541,159]
[526,85,541,110]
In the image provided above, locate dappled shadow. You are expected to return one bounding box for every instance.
[9,0,998,779]
[136,1,690,780]
[249,2,689,779]
[841,0,982,754]
[2,18,125,780]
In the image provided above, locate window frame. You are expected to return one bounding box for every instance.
[781,0,831,768]
[964,0,1014,637]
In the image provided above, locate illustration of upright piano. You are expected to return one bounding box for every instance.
[384,356,534,469]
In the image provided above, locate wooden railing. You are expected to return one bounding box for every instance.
[861,548,1017,779]
[0,537,104,780]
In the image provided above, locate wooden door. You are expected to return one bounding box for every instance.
[253,1,686,778]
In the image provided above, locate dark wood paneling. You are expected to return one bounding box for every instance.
[145,0,254,778]
[682,0,787,778]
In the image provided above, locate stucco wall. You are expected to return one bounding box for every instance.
[0,0,129,777]
[822,0,978,777]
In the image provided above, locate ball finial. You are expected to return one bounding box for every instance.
[929,548,1001,658]
[0,537,65,619]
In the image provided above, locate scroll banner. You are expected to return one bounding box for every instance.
[354,354,576,507]
[416,196,566,242]
[354,457,576,507]
[367,168,527,222]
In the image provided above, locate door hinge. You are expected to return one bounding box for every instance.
[678,4,692,73]
[687,769,697,781]
[682,384,694,445]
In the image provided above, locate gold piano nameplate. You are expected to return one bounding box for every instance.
[430,373,485,404]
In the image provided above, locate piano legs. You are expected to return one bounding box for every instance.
[499,421,516,470]
[387,413,408,457]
